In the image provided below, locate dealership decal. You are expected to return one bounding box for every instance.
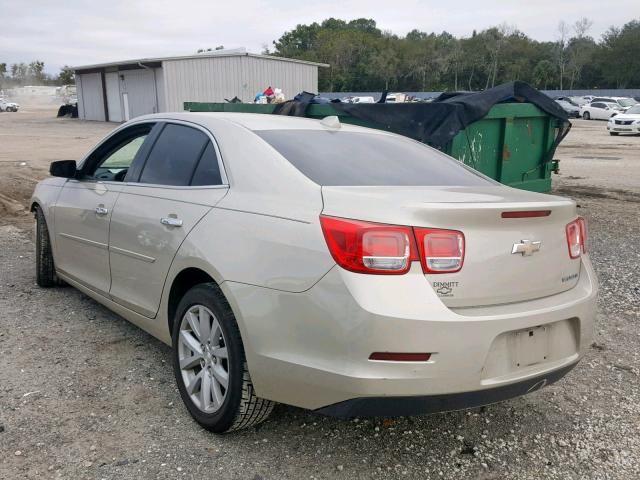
[433,281,459,296]
[562,273,579,283]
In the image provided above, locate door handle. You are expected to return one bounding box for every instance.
[95,206,108,215]
[160,217,183,227]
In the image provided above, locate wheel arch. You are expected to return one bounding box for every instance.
[167,267,217,334]
[163,264,257,375]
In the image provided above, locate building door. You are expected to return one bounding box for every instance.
[105,72,122,122]
[120,69,158,119]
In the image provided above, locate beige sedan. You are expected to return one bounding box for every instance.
[31,113,597,432]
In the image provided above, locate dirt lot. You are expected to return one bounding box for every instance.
[1,104,639,479]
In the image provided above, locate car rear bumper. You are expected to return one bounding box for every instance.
[316,361,577,418]
[223,256,597,413]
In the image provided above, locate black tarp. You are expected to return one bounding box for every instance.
[275,81,570,148]
[57,104,78,118]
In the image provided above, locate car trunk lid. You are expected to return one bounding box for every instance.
[321,186,581,307]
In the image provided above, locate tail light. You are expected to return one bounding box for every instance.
[319,215,417,274]
[414,228,465,273]
[566,217,587,259]
[320,216,465,275]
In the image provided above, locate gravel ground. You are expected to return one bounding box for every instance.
[0,107,639,479]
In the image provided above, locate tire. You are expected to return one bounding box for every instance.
[172,283,275,433]
[35,206,64,287]
[610,132,619,136]
[582,111,590,120]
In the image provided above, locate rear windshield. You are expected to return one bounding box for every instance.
[255,129,494,187]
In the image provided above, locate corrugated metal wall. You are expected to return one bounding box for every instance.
[77,72,105,121]
[162,56,318,111]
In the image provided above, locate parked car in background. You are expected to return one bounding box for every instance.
[30,112,597,433]
[607,104,640,135]
[555,99,581,118]
[343,96,375,104]
[580,101,623,120]
[570,96,590,106]
[0,98,20,112]
[555,96,586,107]
[591,97,637,111]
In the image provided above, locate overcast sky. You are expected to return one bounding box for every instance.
[2,0,639,74]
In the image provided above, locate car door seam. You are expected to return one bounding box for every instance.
[106,187,124,296]
[212,206,311,224]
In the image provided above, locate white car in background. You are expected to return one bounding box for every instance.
[0,98,20,112]
[607,104,640,135]
[580,101,623,120]
[591,97,637,111]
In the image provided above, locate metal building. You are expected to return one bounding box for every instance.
[73,50,327,122]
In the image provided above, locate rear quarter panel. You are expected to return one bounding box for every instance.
[172,206,333,293]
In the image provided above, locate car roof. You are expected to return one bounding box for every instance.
[133,111,389,134]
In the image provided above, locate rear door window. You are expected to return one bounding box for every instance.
[190,142,223,186]
[139,123,208,186]
[255,129,494,187]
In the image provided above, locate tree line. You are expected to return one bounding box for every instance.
[3,17,639,94]
[268,18,640,92]
[0,63,74,89]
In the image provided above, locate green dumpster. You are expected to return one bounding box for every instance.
[184,101,564,192]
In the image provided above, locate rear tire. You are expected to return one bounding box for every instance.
[172,283,275,433]
[582,112,590,120]
[35,206,64,287]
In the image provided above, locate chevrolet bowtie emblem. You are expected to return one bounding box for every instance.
[512,240,542,256]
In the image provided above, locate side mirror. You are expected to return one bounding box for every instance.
[50,160,77,178]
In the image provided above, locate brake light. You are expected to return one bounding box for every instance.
[319,215,417,274]
[414,228,465,273]
[501,210,551,218]
[566,217,587,259]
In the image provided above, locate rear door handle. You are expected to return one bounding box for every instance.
[160,217,183,227]
[95,206,108,215]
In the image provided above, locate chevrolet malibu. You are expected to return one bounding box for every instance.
[31,113,597,433]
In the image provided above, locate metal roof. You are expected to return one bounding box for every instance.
[73,51,329,71]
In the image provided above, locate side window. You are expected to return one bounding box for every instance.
[190,142,223,186]
[86,124,153,182]
[139,124,208,186]
[592,103,603,109]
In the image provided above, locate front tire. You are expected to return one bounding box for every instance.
[610,132,619,136]
[582,111,590,120]
[172,283,275,433]
[35,206,64,287]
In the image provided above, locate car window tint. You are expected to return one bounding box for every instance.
[139,124,208,186]
[255,130,495,187]
[88,125,153,182]
[101,135,147,168]
[191,142,223,186]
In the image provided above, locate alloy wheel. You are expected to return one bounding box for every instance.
[177,305,229,413]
